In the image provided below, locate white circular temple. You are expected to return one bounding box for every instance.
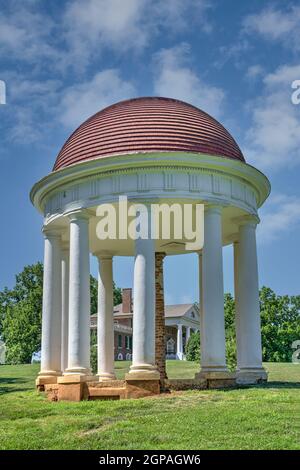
[31,97,270,400]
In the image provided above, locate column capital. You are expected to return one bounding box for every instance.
[65,208,92,222]
[93,252,113,261]
[204,204,223,215]
[61,241,69,252]
[42,226,62,239]
[232,214,260,228]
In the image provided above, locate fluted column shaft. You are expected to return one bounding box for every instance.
[199,205,227,373]
[61,244,69,373]
[65,211,91,376]
[234,217,267,383]
[129,235,158,376]
[39,229,62,378]
[97,255,116,380]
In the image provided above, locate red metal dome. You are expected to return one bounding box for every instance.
[53,97,245,171]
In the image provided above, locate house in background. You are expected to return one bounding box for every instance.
[90,289,200,360]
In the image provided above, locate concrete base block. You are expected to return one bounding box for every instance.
[44,383,59,401]
[36,375,60,391]
[57,382,89,401]
[97,373,117,382]
[57,374,95,384]
[125,370,160,381]
[125,372,161,398]
[236,368,268,385]
[164,378,207,391]
[195,369,236,389]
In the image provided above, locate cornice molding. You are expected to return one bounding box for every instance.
[30,153,270,215]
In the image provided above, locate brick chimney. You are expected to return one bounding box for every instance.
[122,288,132,313]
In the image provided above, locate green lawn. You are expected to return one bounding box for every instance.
[0,362,299,450]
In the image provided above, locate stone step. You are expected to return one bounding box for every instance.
[88,386,126,400]
[89,380,126,388]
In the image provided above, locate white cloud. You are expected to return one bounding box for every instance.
[244,64,300,170]
[258,193,300,244]
[0,1,212,72]
[215,40,250,69]
[153,43,225,118]
[63,0,148,69]
[246,64,264,80]
[0,7,61,66]
[63,0,212,70]
[243,5,300,49]
[264,65,300,86]
[59,70,136,129]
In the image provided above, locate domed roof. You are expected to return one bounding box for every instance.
[53,97,245,171]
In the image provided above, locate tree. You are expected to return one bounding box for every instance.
[224,293,237,371]
[2,301,42,364]
[260,286,300,362]
[0,263,43,364]
[0,263,123,364]
[185,330,200,362]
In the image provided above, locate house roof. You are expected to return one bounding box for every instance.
[108,302,197,318]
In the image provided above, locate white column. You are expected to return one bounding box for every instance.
[39,228,62,380]
[186,326,191,342]
[65,211,91,376]
[176,324,183,360]
[198,252,205,365]
[61,243,69,373]
[198,205,227,375]
[96,255,116,381]
[129,236,158,377]
[234,216,267,383]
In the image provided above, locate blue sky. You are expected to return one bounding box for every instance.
[0,0,300,303]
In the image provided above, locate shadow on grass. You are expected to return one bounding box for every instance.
[238,381,300,390]
[258,381,300,389]
[0,377,29,395]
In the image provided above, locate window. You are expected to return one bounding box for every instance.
[166,338,175,354]
[125,335,131,350]
[118,335,122,348]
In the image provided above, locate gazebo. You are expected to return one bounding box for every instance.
[31,97,270,401]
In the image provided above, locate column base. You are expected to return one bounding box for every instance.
[97,372,117,381]
[63,366,91,376]
[176,352,184,360]
[128,363,159,377]
[236,367,268,385]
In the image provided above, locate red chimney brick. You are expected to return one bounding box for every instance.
[122,288,132,313]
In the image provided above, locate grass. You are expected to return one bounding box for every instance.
[0,361,299,450]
